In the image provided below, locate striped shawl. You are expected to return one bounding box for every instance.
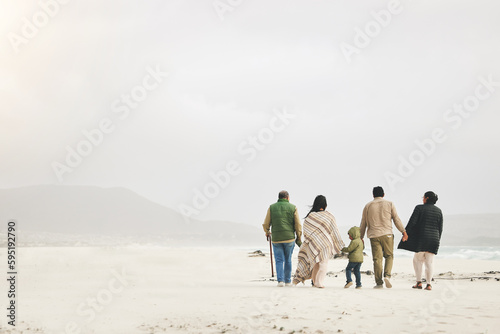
[293,210,344,285]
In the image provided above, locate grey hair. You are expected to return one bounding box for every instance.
[278,190,289,199]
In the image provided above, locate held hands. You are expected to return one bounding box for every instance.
[401,231,408,242]
[295,238,302,247]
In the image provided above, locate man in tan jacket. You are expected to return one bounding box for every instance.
[360,186,408,289]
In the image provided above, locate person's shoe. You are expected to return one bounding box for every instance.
[412,281,423,289]
[285,283,293,287]
[344,282,353,289]
[384,278,392,288]
[355,285,362,289]
[373,284,383,289]
[277,282,284,287]
[425,284,432,291]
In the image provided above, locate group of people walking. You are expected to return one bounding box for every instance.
[262,187,444,290]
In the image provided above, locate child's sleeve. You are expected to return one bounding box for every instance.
[342,240,355,253]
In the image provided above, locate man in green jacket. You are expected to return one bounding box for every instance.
[263,190,302,287]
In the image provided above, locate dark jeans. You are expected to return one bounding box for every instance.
[346,262,362,287]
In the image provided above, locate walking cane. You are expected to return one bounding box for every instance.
[267,234,274,277]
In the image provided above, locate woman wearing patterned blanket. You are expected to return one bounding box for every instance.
[293,195,345,288]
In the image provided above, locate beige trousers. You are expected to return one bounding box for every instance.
[413,252,434,283]
[311,258,329,287]
[370,234,394,286]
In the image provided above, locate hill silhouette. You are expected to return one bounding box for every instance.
[0,185,262,246]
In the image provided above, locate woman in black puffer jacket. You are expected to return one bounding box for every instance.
[398,191,443,290]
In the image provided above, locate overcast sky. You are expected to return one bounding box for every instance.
[1,0,499,229]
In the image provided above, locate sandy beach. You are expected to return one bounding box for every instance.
[1,247,499,334]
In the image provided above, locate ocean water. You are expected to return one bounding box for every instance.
[4,231,500,261]
[394,246,500,261]
[241,244,500,261]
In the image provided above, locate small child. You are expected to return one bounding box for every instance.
[341,226,364,289]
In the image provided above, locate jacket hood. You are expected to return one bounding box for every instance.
[348,226,360,239]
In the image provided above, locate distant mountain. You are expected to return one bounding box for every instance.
[0,185,262,246]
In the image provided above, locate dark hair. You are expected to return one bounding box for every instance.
[278,190,289,199]
[305,195,327,218]
[373,186,384,198]
[424,191,438,204]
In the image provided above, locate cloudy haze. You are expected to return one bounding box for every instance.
[1,0,500,229]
